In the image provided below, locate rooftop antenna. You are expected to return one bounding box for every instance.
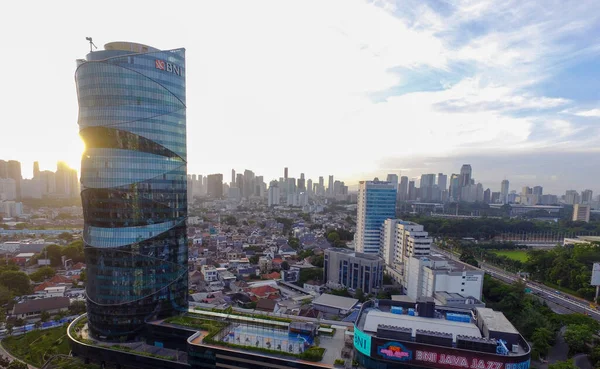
[86,37,98,53]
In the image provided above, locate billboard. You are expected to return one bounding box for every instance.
[354,327,372,356]
[366,337,530,369]
[591,263,600,286]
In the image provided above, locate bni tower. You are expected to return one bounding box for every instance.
[76,41,188,340]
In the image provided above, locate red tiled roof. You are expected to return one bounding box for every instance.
[49,275,72,284]
[249,285,279,298]
[261,272,280,280]
[34,281,56,293]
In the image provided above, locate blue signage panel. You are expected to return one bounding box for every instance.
[354,327,372,356]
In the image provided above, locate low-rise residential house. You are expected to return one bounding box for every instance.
[248,285,279,300]
[201,265,219,282]
[11,296,70,320]
[261,271,280,280]
[303,280,325,294]
[255,298,277,313]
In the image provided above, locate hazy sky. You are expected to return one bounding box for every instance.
[1,0,599,194]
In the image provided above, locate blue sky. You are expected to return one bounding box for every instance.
[0,0,598,194]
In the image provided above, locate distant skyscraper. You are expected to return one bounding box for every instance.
[33,161,40,179]
[236,173,244,194]
[565,190,580,205]
[500,180,510,204]
[437,173,447,191]
[7,160,21,200]
[243,169,254,199]
[231,169,235,185]
[318,176,324,188]
[581,189,594,204]
[268,181,280,207]
[297,178,306,192]
[386,174,399,190]
[408,181,416,200]
[355,179,397,254]
[459,164,472,190]
[306,179,313,196]
[328,175,334,196]
[284,167,288,181]
[448,174,459,201]
[76,41,187,340]
[532,186,543,196]
[483,188,491,203]
[207,174,224,198]
[399,176,408,201]
[0,160,7,179]
[55,161,78,198]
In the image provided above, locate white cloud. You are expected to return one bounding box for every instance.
[573,109,600,117]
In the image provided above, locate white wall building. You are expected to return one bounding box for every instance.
[405,255,484,301]
[268,181,280,207]
[201,265,219,282]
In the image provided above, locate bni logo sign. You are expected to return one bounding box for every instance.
[155,59,182,76]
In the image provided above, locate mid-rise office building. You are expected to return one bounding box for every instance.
[324,248,384,294]
[355,179,397,254]
[573,204,591,223]
[380,219,432,269]
[405,255,484,301]
[76,41,188,340]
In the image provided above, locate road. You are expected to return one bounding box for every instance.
[432,246,600,320]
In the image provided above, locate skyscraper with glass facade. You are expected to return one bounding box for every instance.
[355,179,397,254]
[76,41,188,340]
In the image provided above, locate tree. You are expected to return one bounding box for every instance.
[69,300,87,315]
[327,232,340,244]
[58,232,73,242]
[249,255,260,265]
[564,324,593,354]
[43,244,63,266]
[311,255,324,268]
[531,327,553,357]
[355,288,366,302]
[40,311,51,322]
[281,261,290,271]
[5,324,13,336]
[0,271,31,296]
[30,266,56,282]
[0,285,11,306]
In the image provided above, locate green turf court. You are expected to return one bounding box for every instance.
[491,250,529,262]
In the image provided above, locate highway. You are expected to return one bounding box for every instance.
[432,246,600,320]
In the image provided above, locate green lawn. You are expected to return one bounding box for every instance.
[2,325,99,368]
[491,250,529,262]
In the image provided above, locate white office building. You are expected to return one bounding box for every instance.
[355,179,397,254]
[267,181,280,207]
[405,255,484,301]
